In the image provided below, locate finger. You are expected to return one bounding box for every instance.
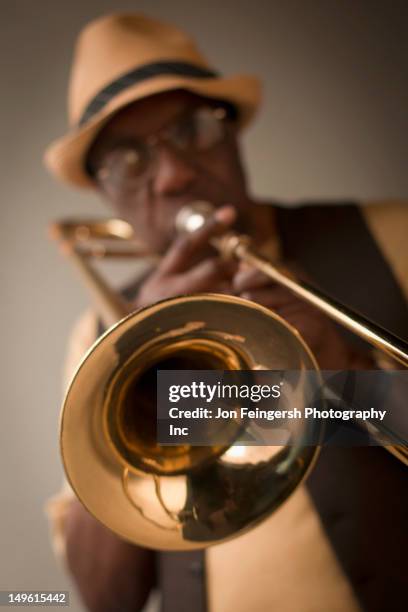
[232,266,283,293]
[213,281,235,294]
[274,299,321,319]
[233,267,267,292]
[182,257,238,293]
[240,286,298,308]
[160,205,237,274]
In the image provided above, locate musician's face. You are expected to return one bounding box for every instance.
[86,90,249,253]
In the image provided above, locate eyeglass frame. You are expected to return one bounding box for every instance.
[85,102,238,192]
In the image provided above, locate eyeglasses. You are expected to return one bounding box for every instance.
[90,106,233,190]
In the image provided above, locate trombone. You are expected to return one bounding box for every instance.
[50,201,408,550]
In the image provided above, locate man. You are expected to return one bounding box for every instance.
[45,13,408,612]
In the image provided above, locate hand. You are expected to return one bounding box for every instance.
[65,499,155,612]
[134,206,238,309]
[232,266,364,369]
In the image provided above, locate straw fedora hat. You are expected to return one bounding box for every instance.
[44,13,261,189]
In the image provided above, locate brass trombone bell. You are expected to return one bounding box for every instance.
[61,293,323,550]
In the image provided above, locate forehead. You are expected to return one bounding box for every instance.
[95,89,215,143]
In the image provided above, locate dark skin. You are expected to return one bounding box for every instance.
[67,90,374,612]
[88,90,372,368]
[65,499,155,612]
[87,91,251,253]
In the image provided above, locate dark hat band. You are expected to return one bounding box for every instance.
[79,60,219,126]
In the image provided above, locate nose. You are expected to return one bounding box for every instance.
[152,144,197,196]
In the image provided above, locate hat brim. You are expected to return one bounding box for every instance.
[44,74,261,189]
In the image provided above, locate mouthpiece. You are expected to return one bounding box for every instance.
[175,201,215,234]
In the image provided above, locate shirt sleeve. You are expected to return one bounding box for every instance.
[45,309,98,563]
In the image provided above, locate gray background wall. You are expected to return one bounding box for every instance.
[1,1,407,611]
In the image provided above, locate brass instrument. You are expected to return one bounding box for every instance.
[50,202,408,550]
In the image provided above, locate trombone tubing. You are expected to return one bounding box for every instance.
[225,236,408,368]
